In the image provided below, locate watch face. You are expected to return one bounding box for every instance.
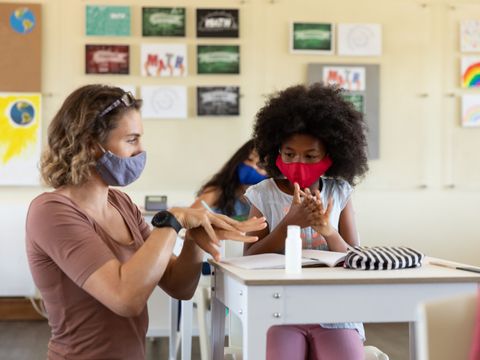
[152,211,168,227]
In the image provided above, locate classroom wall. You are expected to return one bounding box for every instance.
[2,0,480,299]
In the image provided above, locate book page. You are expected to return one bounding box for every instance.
[301,250,346,267]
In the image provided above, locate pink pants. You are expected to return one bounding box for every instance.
[266,324,364,360]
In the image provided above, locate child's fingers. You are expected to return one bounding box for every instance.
[293,183,302,204]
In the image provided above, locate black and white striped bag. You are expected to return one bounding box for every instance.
[344,246,425,270]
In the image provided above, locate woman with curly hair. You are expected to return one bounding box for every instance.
[244,83,369,360]
[25,84,265,360]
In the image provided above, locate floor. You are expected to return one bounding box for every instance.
[0,320,409,360]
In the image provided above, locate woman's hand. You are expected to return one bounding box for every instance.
[169,207,237,246]
[186,224,262,261]
[304,189,335,236]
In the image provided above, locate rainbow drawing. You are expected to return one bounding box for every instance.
[461,57,480,88]
[461,95,480,127]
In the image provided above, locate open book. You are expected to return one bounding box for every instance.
[222,250,346,270]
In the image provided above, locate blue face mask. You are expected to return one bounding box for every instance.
[96,147,146,187]
[236,163,267,185]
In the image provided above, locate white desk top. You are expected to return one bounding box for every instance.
[209,257,480,285]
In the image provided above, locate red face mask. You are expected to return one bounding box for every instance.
[275,154,333,189]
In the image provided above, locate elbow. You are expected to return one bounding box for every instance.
[170,287,196,301]
[110,296,146,318]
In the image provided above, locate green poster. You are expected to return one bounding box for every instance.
[292,22,332,52]
[86,5,130,36]
[142,7,186,37]
[197,45,240,74]
[342,93,365,113]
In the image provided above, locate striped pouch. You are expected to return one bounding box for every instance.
[344,246,425,270]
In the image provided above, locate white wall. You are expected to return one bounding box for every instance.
[2,0,480,334]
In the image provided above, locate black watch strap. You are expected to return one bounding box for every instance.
[151,210,183,233]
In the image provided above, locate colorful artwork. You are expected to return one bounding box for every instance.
[341,93,365,113]
[461,57,480,88]
[0,3,42,92]
[141,44,187,77]
[141,86,187,119]
[86,45,129,74]
[337,23,382,56]
[86,5,130,36]
[196,9,239,38]
[461,94,480,127]
[10,7,35,34]
[197,45,240,74]
[142,7,185,37]
[0,93,41,185]
[322,66,366,91]
[197,86,240,116]
[291,22,333,54]
[461,20,480,53]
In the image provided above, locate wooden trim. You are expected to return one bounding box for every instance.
[0,298,45,320]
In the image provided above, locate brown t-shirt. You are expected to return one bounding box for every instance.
[26,189,152,360]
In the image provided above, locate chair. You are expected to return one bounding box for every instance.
[416,292,477,360]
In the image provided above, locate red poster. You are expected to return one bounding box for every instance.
[85,45,129,74]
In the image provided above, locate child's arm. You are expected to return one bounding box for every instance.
[309,196,359,252]
[243,184,312,255]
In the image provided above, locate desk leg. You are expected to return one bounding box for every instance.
[211,294,226,360]
[181,300,193,360]
[169,298,179,360]
[409,322,416,360]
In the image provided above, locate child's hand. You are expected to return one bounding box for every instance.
[284,183,311,228]
[304,189,335,237]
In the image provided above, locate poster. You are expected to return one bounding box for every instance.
[0,93,41,185]
[86,5,130,36]
[337,23,382,56]
[196,9,239,38]
[341,93,365,113]
[140,86,187,119]
[0,4,42,92]
[197,86,240,116]
[461,57,480,88]
[85,45,129,74]
[142,7,185,37]
[141,44,187,77]
[461,20,480,53]
[197,45,240,74]
[322,66,366,91]
[291,22,333,54]
[461,94,480,127]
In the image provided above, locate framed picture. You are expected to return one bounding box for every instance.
[86,5,130,36]
[196,9,239,38]
[461,57,480,88]
[461,94,480,127]
[322,65,366,91]
[140,85,187,119]
[141,44,187,77]
[341,92,365,114]
[461,20,480,53]
[337,23,382,56]
[0,92,42,185]
[197,45,240,74]
[197,86,240,116]
[142,7,185,37]
[291,22,334,54]
[85,45,129,74]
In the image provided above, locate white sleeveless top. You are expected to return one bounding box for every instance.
[245,177,365,340]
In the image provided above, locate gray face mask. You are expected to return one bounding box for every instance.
[96,147,146,187]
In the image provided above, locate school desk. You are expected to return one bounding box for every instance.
[209,258,480,360]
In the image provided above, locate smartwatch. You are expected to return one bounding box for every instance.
[151,210,183,233]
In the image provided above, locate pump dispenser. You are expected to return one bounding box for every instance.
[285,225,302,274]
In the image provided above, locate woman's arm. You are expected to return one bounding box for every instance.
[191,187,219,209]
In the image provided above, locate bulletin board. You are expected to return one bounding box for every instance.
[307,63,380,160]
[0,3,42,92]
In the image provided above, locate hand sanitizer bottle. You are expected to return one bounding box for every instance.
[285,225,302,274]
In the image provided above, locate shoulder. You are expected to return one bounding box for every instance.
[28,192,84,217]
[246,178,275,195]
[322,178,352,195]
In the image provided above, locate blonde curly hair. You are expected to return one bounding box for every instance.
[41,84,142,188]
